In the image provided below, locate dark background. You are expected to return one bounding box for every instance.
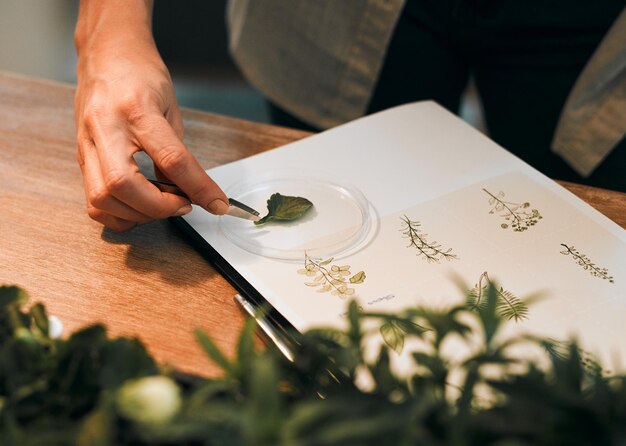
[152,0,269,123]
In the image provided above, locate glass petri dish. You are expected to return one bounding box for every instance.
[219,174,370,261]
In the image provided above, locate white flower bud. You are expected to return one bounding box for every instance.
[116,376,181,425]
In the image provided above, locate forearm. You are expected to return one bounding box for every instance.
[73,0,228,231]
[75,0,155,56]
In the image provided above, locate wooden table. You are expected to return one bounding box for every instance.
[1,71,625,378]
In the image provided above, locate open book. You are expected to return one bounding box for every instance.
[178,102,625,372]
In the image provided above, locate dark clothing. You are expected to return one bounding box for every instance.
[269,0,626,191]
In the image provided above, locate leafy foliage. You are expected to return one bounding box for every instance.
[1,284,626,445]
[254,193,313,225]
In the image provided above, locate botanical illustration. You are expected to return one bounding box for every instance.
[483,188,542,232]
[400,215,458,263]
[543,337,604,374]
[560,244,614,283]
[297,253,366,298]
[466,271,528,322]
[255,193,313,225]
[380,319,429,354]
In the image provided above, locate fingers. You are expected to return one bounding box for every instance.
[87,207,138,233]
[74,58,223,232]
[166,102,185,140]
[87,115,194,219]
[79,137,154,223]
[77,111,193,232]
[131,112,229,215]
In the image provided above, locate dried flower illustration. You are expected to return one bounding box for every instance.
[483,189,542,232]
[400,215,458,263]
[466,272,528,322]
[297,253,366,298]
[560,244,614,283]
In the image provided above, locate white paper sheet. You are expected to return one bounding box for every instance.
[183,101,626,370]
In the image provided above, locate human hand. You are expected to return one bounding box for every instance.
[74,0,228,232]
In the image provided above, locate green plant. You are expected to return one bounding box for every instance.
[1,284,625,445]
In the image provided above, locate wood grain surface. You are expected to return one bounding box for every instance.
[1,71,624,378]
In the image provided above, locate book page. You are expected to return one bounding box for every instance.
[183,101,625,370]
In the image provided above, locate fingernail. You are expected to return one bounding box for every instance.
[172,204,193,217]
[206,199,229,215]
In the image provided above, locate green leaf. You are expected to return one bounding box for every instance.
[369,346,401,394]
[195,329,235,376]
[0,286,28,307]
[478,282,501,345]
[77,405,114,446]
[244,355,281,444]
[236,316,257,374]
[254,193,313,225]
[29,303,49,337]
[346,300,361,346]
[380,321,405,354]
[187,380,237,410]
[98,338,157,389]
[284,397,406,446]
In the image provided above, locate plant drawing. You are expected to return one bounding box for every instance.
[560,244,614,283]
[544,337,605,374]
[483,188,542,232]
[400,215,458,263]
[297,253,366,298]
[466,271,528,322]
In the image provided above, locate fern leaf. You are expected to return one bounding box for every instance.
[495,288,528,322]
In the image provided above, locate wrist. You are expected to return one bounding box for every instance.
[75,0,155,55]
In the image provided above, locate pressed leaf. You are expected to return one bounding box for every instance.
[254,193,313,225]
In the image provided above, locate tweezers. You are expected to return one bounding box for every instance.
[147,178,261,222]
